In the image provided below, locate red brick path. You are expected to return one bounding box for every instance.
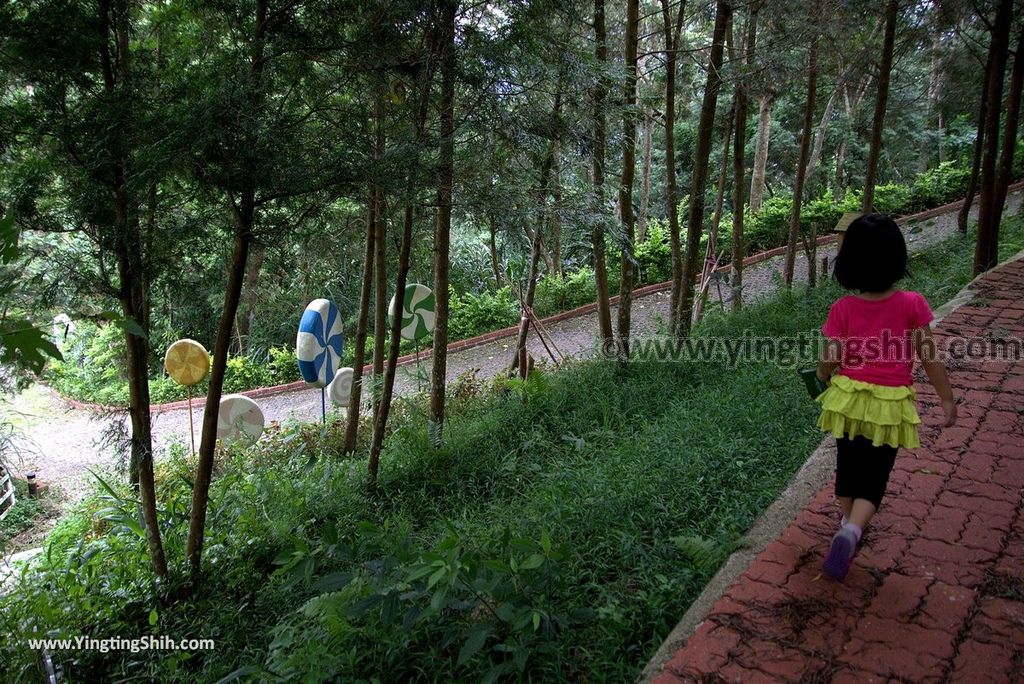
[653,257,1024,683]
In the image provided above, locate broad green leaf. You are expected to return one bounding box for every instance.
[310,571,353,593]
[456,625,489,667]
[0,322,62,375]
[519,554,544,570]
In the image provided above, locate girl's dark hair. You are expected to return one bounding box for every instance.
[832,213,909,292]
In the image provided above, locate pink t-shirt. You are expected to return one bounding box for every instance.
[821,290,934,387]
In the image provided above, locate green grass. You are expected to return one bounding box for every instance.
[2,215,1022,683]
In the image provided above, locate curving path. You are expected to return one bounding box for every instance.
[645,249,1024,684]
[4,191,1021,505]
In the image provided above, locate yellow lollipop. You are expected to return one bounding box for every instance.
[164,339,210,386]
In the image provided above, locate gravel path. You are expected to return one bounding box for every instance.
[5,192,1020,504]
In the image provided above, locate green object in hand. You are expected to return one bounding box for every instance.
[799,368,829,399]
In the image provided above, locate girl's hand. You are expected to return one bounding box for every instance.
[941,397,958,427]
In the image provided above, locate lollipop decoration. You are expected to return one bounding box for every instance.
[389,284,435,392]
[328,367,354,407]
[296,298,344,422]
[216,394,265,443]
[388,283,435,341]
[164,339,210,456]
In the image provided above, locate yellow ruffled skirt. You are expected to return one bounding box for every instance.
[816,375,921,449]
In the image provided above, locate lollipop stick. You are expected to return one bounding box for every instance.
[415,340,422,392]
[321,386,326,424]
[187,386,196,458]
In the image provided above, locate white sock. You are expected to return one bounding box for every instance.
[842,523,863,544]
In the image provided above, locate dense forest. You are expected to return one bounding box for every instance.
[2,0,1024,681]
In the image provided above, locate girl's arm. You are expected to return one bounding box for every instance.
[914,326,958,427]
[816,337,841,383]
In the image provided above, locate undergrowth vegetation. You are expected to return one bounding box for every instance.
[4,216,1022,683]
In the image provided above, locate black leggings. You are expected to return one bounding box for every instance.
[835,435,898,509]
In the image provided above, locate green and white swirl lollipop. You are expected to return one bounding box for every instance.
[388,283,435,341]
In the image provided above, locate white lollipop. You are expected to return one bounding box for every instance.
[217,394,265,443]
[327,367,354,407]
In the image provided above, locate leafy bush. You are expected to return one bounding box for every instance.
[448,285,518,341]
[634,221,674,285]
[745,195,793,253]
[268,346,301,385]
[908,161,971,212]
[534,268,598,317]
[222,355,274,394]
[871,183,912,215]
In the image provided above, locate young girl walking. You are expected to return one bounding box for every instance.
[815,214,958,581]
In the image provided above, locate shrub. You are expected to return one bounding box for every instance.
[745,195,793,253]
[268,346,301,385]
[871,182,912,215]
[447,285,518,341]
[634,221,673,285]
[908,161,971,212]
[222,354,274,394]
[534,268,598,317]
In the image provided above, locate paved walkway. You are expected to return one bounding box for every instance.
[650,256,1024,683]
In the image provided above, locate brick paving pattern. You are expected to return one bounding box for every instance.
[653,256,1024,683]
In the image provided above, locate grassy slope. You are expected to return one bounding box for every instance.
[3,218,1022,683]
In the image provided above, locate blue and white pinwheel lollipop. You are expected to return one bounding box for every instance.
[296,299,344,388]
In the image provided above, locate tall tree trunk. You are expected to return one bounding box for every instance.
[834,137,848,201]
[710,101,735,254]
[511,96,561,369]
[748,93,772,212]
[616,0,639,359]
[367,30,439,483]
[677,0,730,337]
[186,200,254,580]
[661,0,687,334]
[834,74,872,201]
[638,108,653,242]
[104,0,165,577]
[862,0,898,212]
[237,242,266,355]
[371,88,387,406]
[784,31,819,286]
[552,142,563,274]
[592,0,614,344]
[186,0,269,583]
[959,48,995,233]
[488,215,502,286]
[115,199,167,578]
[343,202,376,454]
[922,1,945,172]
[429,0,456,442]
[977,10,1020,273]
[992,24,1024,232]
[732,7,759,312]
[805,80,841,189]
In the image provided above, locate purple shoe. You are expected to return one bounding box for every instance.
[822,529,857,581]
